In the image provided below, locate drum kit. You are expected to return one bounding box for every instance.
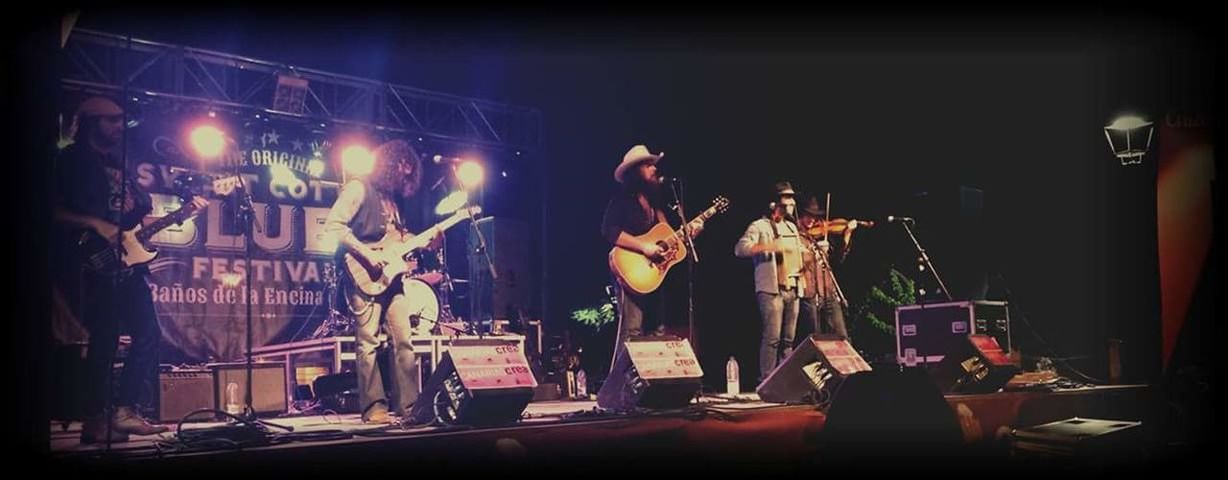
[311,246,469,339]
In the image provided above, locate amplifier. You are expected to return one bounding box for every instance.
[209,362,288,417]
[157,369,215,423]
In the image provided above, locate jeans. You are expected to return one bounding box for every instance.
[800,294,849,340]
[347,278,420,418]
[79,270,162,417]
[610,279,664,371]
[757,288,800,381]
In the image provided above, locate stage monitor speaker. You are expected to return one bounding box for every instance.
[157,369,214,423]
[210,362,288,417]
[756,334,872,405]
[410,338,537,426]
[930,334,1019,394]
[821,368,963,458]
[597,336,703,410]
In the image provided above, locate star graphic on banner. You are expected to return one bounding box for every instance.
[291,139,304,151]
[266,130,281,145]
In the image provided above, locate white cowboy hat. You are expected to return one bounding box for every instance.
[614,144,663,183]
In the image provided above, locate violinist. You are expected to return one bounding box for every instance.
[796,195,871,340]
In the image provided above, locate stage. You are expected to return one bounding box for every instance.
[50,384,1151,473]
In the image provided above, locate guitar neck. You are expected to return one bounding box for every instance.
[674,206,719,237]
[135,206,197,243]
[433,212,471,234]
[399,210,475,252]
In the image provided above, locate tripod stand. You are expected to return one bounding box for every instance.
[226,174,293,432]
[311,262,353,339]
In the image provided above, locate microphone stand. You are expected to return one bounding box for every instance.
[229,149,292,433]
[897,219,953,302]
[667,178,698,357]
[811,241,849,308]
[104,32,135,455]
[457,166,496,337]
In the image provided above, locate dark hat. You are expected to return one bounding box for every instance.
[802,196,825,216]
[774,181,796,197]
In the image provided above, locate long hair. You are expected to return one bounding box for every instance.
[370,139,423,197]
[621,164,663,204]
[71,115,99,145]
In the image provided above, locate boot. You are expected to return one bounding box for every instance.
[80,412,129,444]
[112,406,170,436]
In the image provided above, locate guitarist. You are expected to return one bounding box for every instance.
[600,145,703,366]
[734,182,807,382]
[324,139,436,424]
[53,96,207,443]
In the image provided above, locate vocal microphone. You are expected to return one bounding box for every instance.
[656,175,678,184]
[887,215,915,224]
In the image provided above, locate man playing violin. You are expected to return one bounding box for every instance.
[796,195,862,340]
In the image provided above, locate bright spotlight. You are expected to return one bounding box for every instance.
[269,163,297,187]
[190,125,226,158]
[456,160,485,190]
[434,190,469,215]
[307,159,326,178]
[341,145,374,177]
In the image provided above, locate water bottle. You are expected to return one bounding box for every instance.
[726,356,740,396]
[575,369,588,399]
[225,382,241,416]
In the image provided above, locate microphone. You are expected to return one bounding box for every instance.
[656,175,677,184]
[887,215,915,224]
[433,155,462,164]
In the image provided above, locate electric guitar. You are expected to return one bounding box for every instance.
[342,206,481,296]
[609,196,730,294]
[78,175,241,273]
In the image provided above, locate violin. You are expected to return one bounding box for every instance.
[802,218,875,238]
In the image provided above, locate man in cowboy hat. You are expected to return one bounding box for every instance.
[325,138,439,425]
[797,195,851,340]
[601,145,703,363]
[54,96,208,443]
[734,181,808,381]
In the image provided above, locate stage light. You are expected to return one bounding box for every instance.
[457,160,485,189]
[190,125,226,158]
[502,171,508,178]
[433,154,444,163]
[269,163,297,187]
[341,145,374,177]
[308,159,326,178]
[1103,114,1153,165]
[220,273,243,288]
[435,190,469,215]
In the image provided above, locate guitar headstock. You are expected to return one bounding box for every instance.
[172,172,243,199]
[212,175,243,197]
[711,196,731,213]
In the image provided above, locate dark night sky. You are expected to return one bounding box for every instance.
[64,8,1214,387]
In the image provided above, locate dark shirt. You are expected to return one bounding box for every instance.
[53,142,153,277]
[55,143,152,230]
[601,190,668,245]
